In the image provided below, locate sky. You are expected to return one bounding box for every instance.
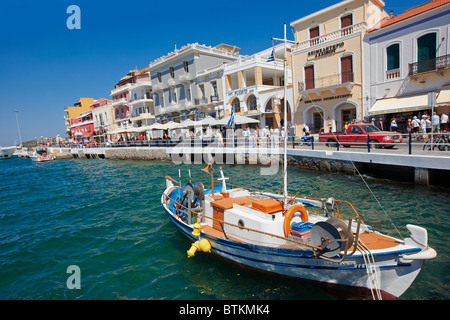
[0,0,427,146]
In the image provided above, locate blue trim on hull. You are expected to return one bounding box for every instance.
[162,202,419,272]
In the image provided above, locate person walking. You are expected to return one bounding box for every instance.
[390,118,398,131]
[432,112,440,133]
[412,116,420,139]
[440,112,448,133]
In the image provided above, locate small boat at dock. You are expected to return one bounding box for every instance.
[161,166,437,300]
[30,146,55,162]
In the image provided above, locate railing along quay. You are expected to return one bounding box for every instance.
[66,132,450,156]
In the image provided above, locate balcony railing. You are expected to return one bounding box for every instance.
[298,71,354,91]
[386,68,401,80]
[112,98,128,108]
[295,22,366,51]
[409,54,450,76]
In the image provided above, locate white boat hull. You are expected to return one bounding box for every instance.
[0,146,17,160]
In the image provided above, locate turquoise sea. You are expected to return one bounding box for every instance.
[0,156,449,300]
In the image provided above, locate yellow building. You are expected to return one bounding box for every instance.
[290,0,388,133]
[64,97,95,137]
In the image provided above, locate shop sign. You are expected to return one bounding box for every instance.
[308,42,344,59]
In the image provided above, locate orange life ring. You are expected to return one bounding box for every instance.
[283,204,309,237]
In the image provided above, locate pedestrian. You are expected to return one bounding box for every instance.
[432,112,440,133]
[412,116,420,139]
[407,119,412,134]
[303,123,310,136]
[440,112,448,133]
[390,118,398,131]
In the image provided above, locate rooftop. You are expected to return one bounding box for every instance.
[367,0,450,32]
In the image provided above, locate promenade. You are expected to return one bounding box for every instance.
[48,133,450,188]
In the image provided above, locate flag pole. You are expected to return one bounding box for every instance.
[271,23,297,209]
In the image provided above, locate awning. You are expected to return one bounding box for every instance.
[368,93,429,115]
[437,84,450,106]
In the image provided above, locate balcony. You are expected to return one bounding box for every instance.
[129,81,152,90]
[386,68,401,80]
[112,98,128,108]
[408,54,450,77]
[178,73,192,83]
[298,72,355,95]
[131,112,155,122]
[130,95,153,106]
[294,22,366,51]
[111,83,132,96]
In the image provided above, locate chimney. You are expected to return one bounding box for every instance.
[390,10,394,17]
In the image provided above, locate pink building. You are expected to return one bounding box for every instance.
[110,67,152,139]
[70,109,94,145]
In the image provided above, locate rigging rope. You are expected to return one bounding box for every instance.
[300,90,403,238]
[357,240,382,300]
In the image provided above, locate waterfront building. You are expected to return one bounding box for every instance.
[91,98,114,143]
[70,108,94,145]
[364,0,450,130]
[64,98,95,140]
[223,44,294,130]
[149,43,241,124]
[290,0,388,134]
[110,67,153,140]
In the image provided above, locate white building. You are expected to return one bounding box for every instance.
[364,0,450,130]
[149,43,241,123]
[91,98,114,142]
[223,44,294,130]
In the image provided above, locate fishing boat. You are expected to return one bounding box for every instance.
[0,146,17,160]
[160,25,436,300]
[162,166,436,300]
[30,146,54,162]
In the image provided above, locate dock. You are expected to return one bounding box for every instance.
[48,143,450,187]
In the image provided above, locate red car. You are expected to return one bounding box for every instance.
[318,124,403,149]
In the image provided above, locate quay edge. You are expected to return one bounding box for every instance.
[48,146,450,188]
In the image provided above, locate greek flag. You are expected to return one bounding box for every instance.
[266,48,275,62]
[228,109,235,128]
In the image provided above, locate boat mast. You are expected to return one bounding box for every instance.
[272,23,296,208]
[14,110,23,147]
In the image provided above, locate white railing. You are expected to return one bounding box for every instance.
[294,22,366,51]
[112,98,128,108]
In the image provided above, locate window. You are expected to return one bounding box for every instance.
[157,72,162,82]
[170,67,175,78]
[247,95,257,111]
[309,26,319,46]
[304,65,315,90]
[183,61,189,72]
[387,44,400,71]
[340,14,353,36]
[417,33,436,62]
[340,55,353,83]
[172,89,177,103]
[199,84,205,97]
[232,98,240,113]
[186,88,191,101]
[211,81,218,96]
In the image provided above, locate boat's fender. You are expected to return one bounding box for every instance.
[283,204,308,237]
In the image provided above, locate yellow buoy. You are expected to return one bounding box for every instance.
[198,238,211,253]
[187,242,199,258]
[187,239,211,257]
[192,223,201,237]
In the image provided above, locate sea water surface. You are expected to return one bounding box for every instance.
[0,157,448,300]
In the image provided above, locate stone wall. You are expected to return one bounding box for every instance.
[104,148,171,161]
